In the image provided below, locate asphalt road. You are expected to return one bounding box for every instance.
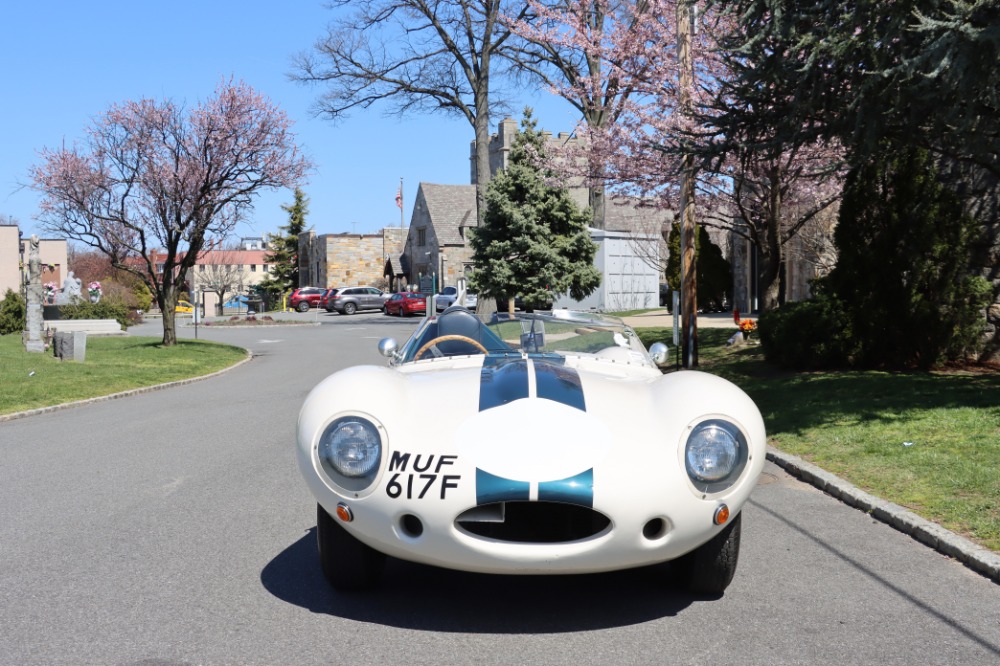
[2,310,998,666]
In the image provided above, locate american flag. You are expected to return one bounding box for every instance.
[395,185,402,209]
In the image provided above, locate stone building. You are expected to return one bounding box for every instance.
[299,226,408,290]
[397,117,670,298]
[728,206,839,314]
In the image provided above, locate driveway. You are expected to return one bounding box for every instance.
[1,310,998,665]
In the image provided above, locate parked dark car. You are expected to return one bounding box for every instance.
[290,287,326,312]
[660,283,671,308]
[383,292,427,317]
[319,288,338,311]
[326,286,390,315]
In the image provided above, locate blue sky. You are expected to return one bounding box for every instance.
[1,1,579,241]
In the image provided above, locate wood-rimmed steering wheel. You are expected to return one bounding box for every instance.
[414,334,489,360]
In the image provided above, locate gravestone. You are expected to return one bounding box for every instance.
[53,331,87,362]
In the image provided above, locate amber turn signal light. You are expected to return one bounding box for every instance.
[713,504,730,525]
[335,502,354,522]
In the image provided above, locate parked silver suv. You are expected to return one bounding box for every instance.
[325,286,390,315]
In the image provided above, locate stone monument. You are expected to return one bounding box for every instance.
[25,236,46,353]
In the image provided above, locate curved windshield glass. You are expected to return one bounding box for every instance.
[398,309,654,367]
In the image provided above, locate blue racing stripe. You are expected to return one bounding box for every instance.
[538,469,594,508]
[534,360,586,411]
[476,468,530,505]
[479,357,529,412]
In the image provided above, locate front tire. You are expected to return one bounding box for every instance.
[316,504,385,591]
[675,513,742,595]
[296,301,310,313]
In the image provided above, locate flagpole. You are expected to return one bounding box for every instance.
[398,177,405,290]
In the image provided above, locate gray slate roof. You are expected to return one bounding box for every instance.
[417,181,671,240]
[419,183,476,245]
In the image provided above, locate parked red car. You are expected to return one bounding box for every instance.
[290,287,326,312]
[383,292,427,317]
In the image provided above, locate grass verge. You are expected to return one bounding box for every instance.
[0,334,247,417]
[636,327,1000,553]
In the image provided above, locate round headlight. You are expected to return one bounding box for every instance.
[685,419,748,491]
[318,417,382,479]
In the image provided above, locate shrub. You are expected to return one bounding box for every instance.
[0,289,26,335]
[758,293,852,371]
[57,300,130,330]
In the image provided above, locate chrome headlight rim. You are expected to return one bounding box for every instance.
[315,414,385,493]
[683,417,749,494]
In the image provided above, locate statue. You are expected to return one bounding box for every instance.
[56,271,83,305]
[25,235,46,352]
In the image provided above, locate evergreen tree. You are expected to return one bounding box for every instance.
[468,110,600,313]
[665,223,731,312]
[709,0,1000,177]
[825,144,990,369]
[260,188,309,303]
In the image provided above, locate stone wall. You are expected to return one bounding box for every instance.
[300,227,408,289]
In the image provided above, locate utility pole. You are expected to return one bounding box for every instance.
[677,0,698,368]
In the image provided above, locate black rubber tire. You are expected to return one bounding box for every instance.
[343,302,357,315]
[676,512,742,595]
[316,504,386,591]
[297,301,310,313]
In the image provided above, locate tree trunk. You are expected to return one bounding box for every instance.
[473,91,492,227]
[677,0,697,368]
[590,184,606,230]
[161,304,177,346]
[160,285,180,346]
[758,169,784,313]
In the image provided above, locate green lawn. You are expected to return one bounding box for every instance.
[0,334,248,416]
[635,327,1000,552]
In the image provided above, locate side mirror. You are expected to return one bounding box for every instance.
[378,338,399,361]
[649,342,670,367]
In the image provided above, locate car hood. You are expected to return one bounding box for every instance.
[299,354,764,488]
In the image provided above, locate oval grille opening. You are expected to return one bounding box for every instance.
[456,501,610,543]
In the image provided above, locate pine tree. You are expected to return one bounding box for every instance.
[665,223,731,311]
[468,110,600,313]
[825,144,990,368]
[260,188,309,302]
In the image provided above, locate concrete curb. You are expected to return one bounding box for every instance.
[0,350,253,424]
[766,445,1000,584]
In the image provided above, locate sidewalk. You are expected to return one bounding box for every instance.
[621,310,739,330]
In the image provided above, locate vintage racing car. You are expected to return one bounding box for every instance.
[296,306,766,594]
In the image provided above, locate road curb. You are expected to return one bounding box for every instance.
[766,446,1000,584]
[0,350,253,424]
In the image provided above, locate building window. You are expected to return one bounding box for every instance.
[199,265,205,272]
[263,265,269,273]
[250,264,257,272]
[156,263,164,274]
[417,228,426,246]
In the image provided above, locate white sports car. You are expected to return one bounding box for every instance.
[296,307,766,594]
